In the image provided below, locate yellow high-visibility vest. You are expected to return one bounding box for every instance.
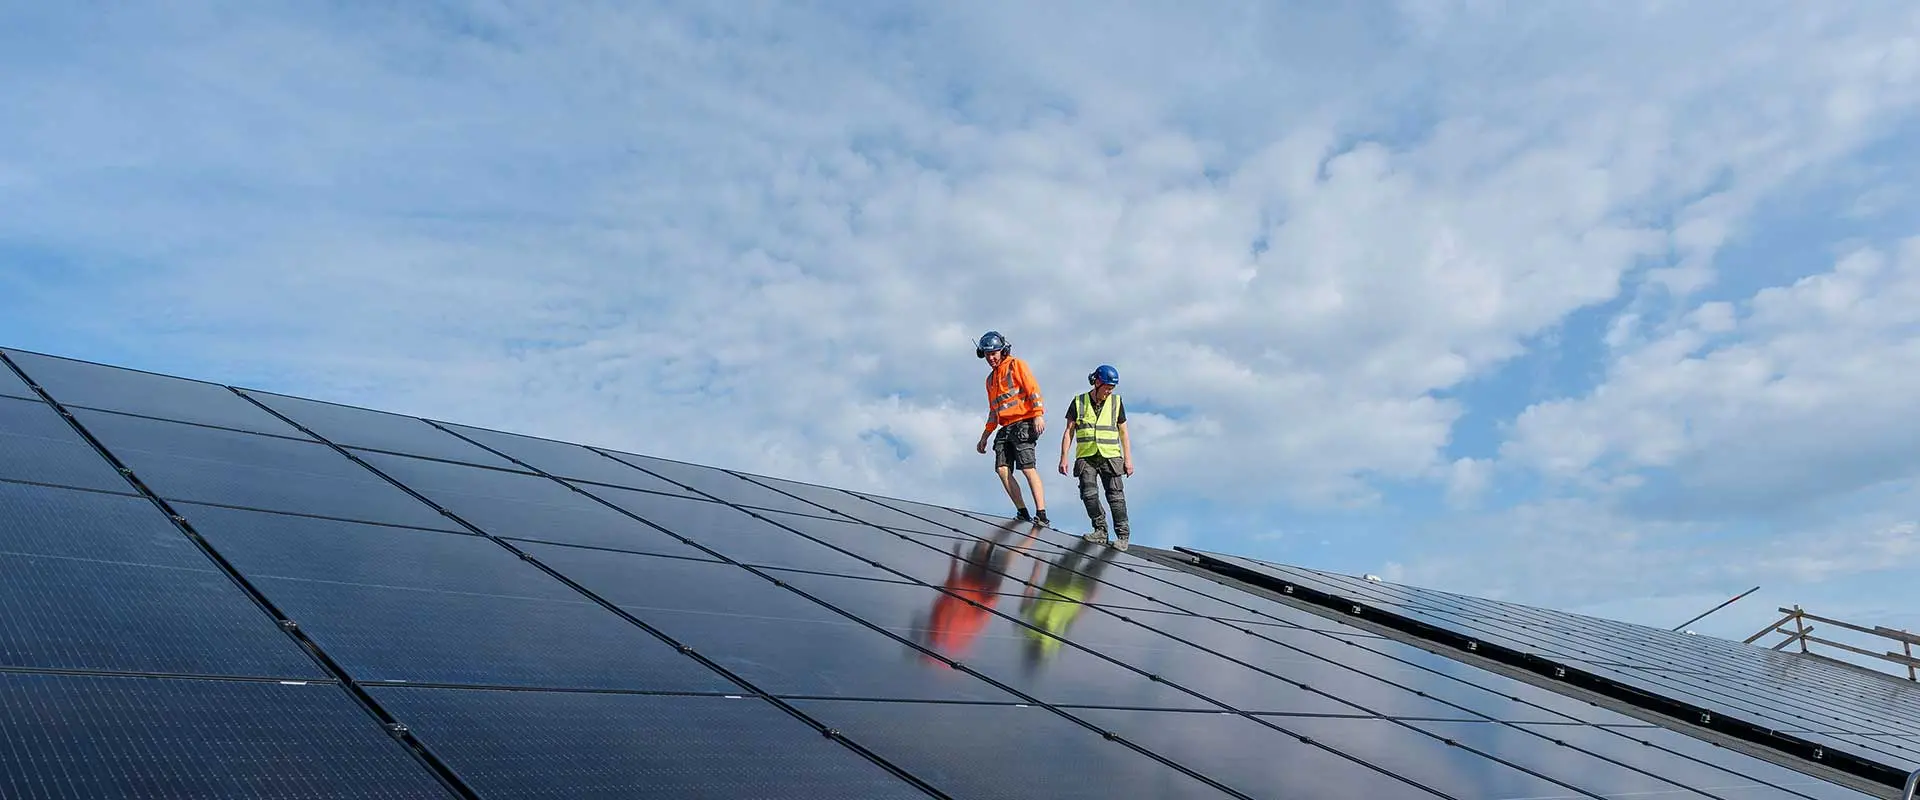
[1071,391,1123,459]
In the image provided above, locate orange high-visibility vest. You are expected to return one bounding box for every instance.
[984,356,1044,431]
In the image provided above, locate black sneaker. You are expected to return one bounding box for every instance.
[1015,508,1032,522]
[1035,510,1049,526]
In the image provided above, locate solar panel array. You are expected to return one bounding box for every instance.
[1183,550,1920,791]
[0,345,1897,799]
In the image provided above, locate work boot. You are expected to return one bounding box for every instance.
[1015,507,1032,522]
[1114,533,1130,551]
[1083,527,1110,545]
[1035,509,1049,526]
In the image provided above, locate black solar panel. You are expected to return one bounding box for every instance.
[0,482,324,679]
[0,396,140,493]
[0,345,1902,799]
[5,349,310,438]
[1189,549,1918,789]
[434,421,694,496]
[70,408,463,531]
[238,389,523,469]
[367,687,937,799]
[0,673,460,800]
[602,448,839,518]
[0,358,32,400]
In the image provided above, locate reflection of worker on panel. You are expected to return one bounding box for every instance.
[906,522,1039,662]
[1019,536,1118,667]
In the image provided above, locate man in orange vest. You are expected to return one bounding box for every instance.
[974,330,1049,525]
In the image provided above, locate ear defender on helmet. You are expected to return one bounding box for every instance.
[975,330,1009,358]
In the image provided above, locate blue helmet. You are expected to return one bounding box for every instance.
[975,330,1010,358]
[1089,364,1119,386]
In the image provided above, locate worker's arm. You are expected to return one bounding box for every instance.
[977,393,996,453]
[1120,419,1134,476]
[1058,416,1076,475]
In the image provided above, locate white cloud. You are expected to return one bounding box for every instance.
[1505,238,1920,518]
[1442,457,1492,510]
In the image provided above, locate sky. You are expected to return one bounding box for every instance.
[4,0,1920,655]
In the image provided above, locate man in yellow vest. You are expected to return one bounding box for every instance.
[1057,364,1132,549]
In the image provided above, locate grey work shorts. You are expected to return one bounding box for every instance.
[992,418,1038,471]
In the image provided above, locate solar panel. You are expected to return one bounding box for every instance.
[350,450,716,559]
[575,484,903,581]
[601,448,838,518]
[237,389,522,469]
[1,346,1905,799]
[515,542,1023,703]
[799,699,1280,799]
[0,396,141,493]
[0,358,32,400]
[0,673,459,799]
[1068,707,1591,799]
[741,473,961,535]
[0,482,324,679]
[1189,549,1919,786]
[1231,557,1920,761]
[367,687,937,799]
[178,502,740,694]
[69,408,462,531]
[4,348,310,438]
[433,421,693,496]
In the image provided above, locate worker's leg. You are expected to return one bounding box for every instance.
[996,465,1025,509]
[992,427,1029,516]
[1009,419,1047,523]
[1021,465,1047,522]
[1102,457,1129,546]
[1076,457,1109,542]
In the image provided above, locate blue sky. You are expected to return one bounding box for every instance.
[5,1,1920,652]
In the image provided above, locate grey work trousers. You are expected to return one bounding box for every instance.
[1074,454,1128,537]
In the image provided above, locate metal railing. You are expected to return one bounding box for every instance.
[1745,605,1920,682]
[1903,767,1917,800]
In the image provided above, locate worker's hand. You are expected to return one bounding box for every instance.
[1058,460,1070,476]
[1125,459,1135,477]
[977,432,990,454]
[1032,417,1045,437]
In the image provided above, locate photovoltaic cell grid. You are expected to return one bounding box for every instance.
[1187,550,1920,779]
[0,345,1897,799]
[0,360,31,399]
